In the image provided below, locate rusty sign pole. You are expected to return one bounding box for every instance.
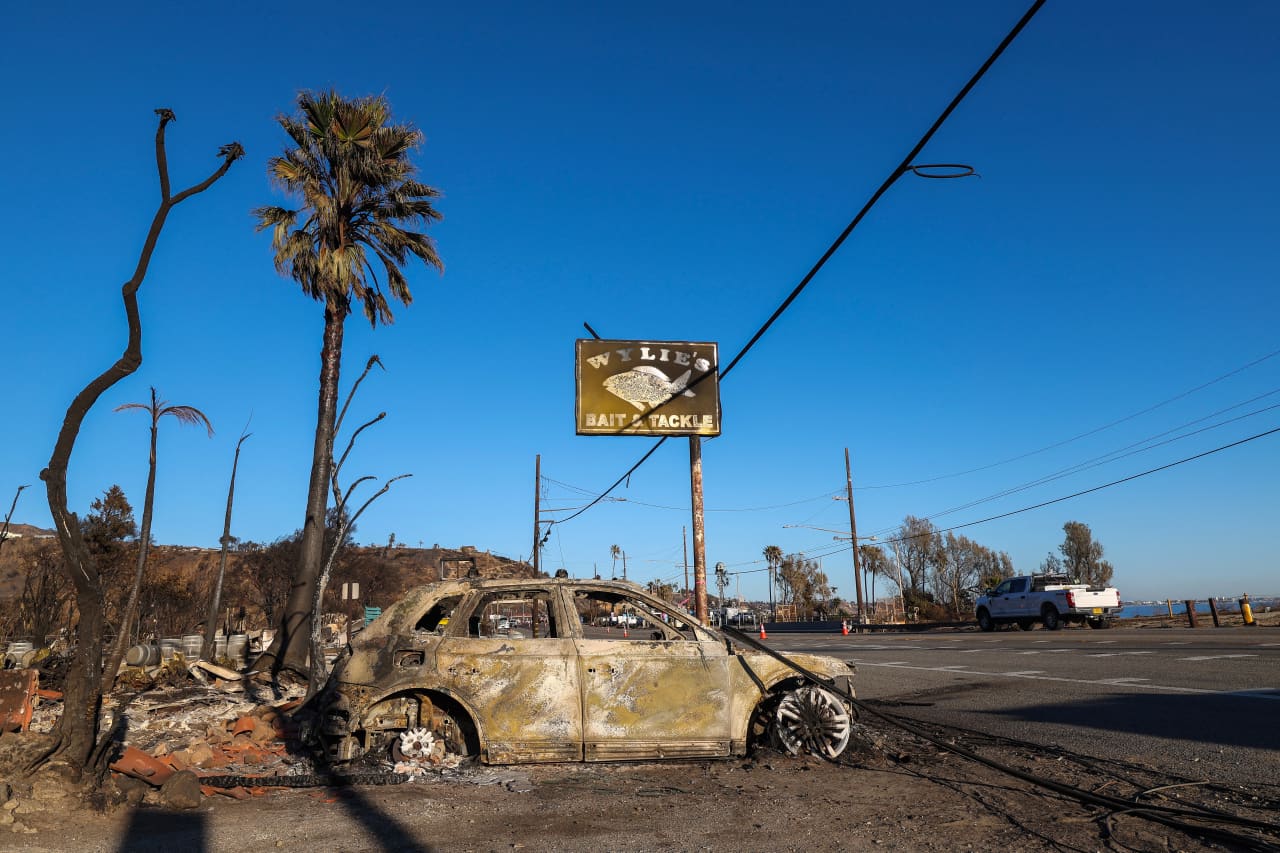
[690,437,709,624]
[532,454,541,575]
[844,448,866,628]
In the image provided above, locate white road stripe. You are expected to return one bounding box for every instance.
[848,660,1277,699]
[1179,654,1258,661]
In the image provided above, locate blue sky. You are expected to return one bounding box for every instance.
[3,1,1276,603]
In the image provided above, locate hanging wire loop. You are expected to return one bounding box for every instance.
[908,163,979,179]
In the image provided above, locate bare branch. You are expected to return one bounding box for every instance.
[331,412,386,508]
[334,355,384,437]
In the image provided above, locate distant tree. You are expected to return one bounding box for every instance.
[82,486,140,629]
[15,542,73,647]
[1038,551,1064,575]
[253,90,443,678]
[978,551,1015,592]
[102,388,213,690]
[0,484,29,560]
[240,535,301,625]
[610,544,621,579]
[858,543,894,604]
[81,485,138,553]
[888,515,943,594]
[37,108,240,771]
[762,545,783,617]
[935,533,1012,618]
[777,553,828,619]
[1058,521,1114,586]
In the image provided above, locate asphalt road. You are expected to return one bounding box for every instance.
[770,625,1280,787]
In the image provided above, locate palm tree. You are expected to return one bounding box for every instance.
[762,545,783,621]
[101,388,213,689]
[253,90,443,675]
[610,544,621,580]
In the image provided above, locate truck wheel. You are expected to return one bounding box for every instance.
[1088,617,1111,630]
[1017,619,1034,631]
[977,609,994,632]
[1042,607,1061,631]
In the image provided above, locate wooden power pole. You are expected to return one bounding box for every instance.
[845,447,866,628]
[533,454,541,575]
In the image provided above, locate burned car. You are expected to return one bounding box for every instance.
[312,577,855,765]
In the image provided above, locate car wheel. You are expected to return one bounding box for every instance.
[383,696,477,763]
[1017,619,1034,631]
[772,686,852,760]
[977,609,994,632]
[1042,607,1061,631]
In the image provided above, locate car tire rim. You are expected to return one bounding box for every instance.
[393,727,436,762]
[774,686,851,759]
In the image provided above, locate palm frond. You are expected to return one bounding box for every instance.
[160,405,214,436]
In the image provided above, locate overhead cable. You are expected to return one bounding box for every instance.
[551,0,1048,530]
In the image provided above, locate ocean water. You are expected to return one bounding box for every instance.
[1116,597,1278,619]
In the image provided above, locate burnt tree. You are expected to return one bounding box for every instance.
[37,109,241,774]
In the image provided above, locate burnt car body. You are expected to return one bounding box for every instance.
[313,577,855,765]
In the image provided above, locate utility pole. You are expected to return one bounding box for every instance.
[532,454,541,575]
[622,551,628,582]
[845,448,866,629]
[682,526,689,601]
[690,436,708,625]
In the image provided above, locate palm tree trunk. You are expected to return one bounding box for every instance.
[255,298,344,676]
[100,415,159,691]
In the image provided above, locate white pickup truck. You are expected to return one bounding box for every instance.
[975,574,1121,631]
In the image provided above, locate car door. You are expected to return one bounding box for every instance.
[570,587,731,761]
[998,578,1030,617]
[433,587,582,763]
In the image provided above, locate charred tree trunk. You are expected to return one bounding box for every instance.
[203,431,250,661]
[100,405,159,691]
[36,111,240,773]
[254,298,344,678]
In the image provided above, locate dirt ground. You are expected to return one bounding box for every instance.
[2,708,1277,853]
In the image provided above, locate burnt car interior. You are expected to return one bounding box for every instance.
[574,590,700,641]
[467,590,558,638]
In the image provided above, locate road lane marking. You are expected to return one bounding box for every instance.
[1177,653,1259,660]
[1086,651,1154,657]
[1001,671,1045,676]
[844,660,1276,699]
[1098,677,1150,684]
[1091,640,1117,644]
[1163,641,1192,645]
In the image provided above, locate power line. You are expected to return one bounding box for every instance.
[856,345,1280,491]
[870,424,1280,545]
[550,0,1047,531]
[864,397,1280,538]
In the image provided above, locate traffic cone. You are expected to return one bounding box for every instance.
[759,624,768,640]
[623,623,629,638]
[841,620,849,636]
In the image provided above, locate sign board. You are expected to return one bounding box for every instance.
[576,339,721,437]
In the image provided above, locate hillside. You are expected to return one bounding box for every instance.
[0,526,537,634]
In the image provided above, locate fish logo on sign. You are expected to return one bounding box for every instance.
[602,366,695,412]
